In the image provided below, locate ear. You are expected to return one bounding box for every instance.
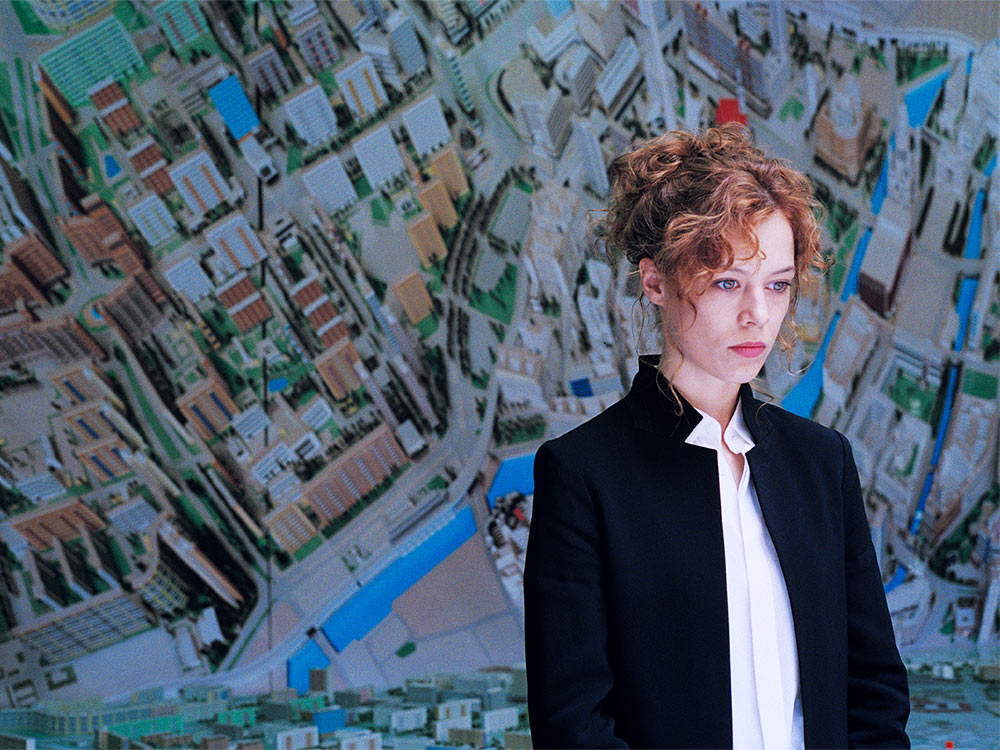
[638,258,669,308]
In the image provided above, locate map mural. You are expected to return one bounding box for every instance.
[0,0,996,747]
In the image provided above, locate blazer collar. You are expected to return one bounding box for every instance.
[624,354,775,443]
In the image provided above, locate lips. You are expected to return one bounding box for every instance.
[729,342,767,358]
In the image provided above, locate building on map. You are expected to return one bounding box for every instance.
[292,13,340,73]
[126,193,178,247]
[432,0,469,44]
[126,137,174,196]
[38,16,143,107]
[49,358,120,407]
[152,0,208,52]
[215,271,273,334]
[158,520,243,608]
[62,398,143,448]
[353,126,405,189]
[283,83,339,147]
[168,149,230,218]
[406,212,447,268]
[429,145,468,198]
[526,13,577,64]
[558,45,598,112]
[391,271,432,325]
[517,88,573,159]
[401,97,451,158]
[858,198,911,317]
[359,30,402,89]
[28,0,110,30]
[176,364,238,441]
[417,180,457,229]
[387,10,426,79]
[163,249,213,303]
[596,36,642,118]
[204,212,267,278]
[290,274,349,348]
[821,297,881,413]
[300,153,358,214]
[245,44,293,98]
[682,1,787,115]
[813,75,879,183]
[11,497,105,550]
[335,55,388,118]
[263,502,317,555]
[302,424,407,525]
[573,117,610,196]
[99,278,165,344]
[77,434,133,482]
[314,338,363,400]
[88,78,142,137]
[0,311,105,365]
[439,40,474,115]
[576,0,626,63]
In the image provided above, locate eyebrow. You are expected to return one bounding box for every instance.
[725,265,795,276]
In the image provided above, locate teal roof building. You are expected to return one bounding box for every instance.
[39,16,144,107]
[153,0,208,52]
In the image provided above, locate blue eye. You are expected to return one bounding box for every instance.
[715,279,738,291]
[770,281,791,293]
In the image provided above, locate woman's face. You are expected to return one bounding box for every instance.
[645,212,796,401]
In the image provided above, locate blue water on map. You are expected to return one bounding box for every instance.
[884,564,908,593]
[965,190,985,259]
[104,154,121,179]
[267,377,288,393]
[320,507,477,651]
[955,277,979,352]
[287,639,329,694]
[842,228,872,302]
[985,154,997,178]
[910,364,960,535]
[487,452,536,508]
[904,69,950,128]
[780,311,841,418]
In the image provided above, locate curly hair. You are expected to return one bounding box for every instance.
[598,123,827,370]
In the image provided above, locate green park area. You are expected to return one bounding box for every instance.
[415,312,439,338]
[828,223,860,294]
[886,370,938,424]
[123,362,182,460]
[293,534,323,562]
[470,263,517,324]
[779,96,805,122]
[11,0,53,34]
[961,369,998,400]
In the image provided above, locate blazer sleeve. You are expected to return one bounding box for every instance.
[523,441,628,749]
[839,432,911,748]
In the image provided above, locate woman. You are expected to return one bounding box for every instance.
[522,125,909,749]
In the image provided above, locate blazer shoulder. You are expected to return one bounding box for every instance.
[537,397,636,460]
[756,399,844,451]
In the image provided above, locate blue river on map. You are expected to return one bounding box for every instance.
[486,452,535,508]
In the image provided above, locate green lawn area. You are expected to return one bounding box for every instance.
[293,534,323,562]
[961,369,998,400]
[286,143,303,174]
[828,223,860,293]
[515,179,534,194]
[415,313,439,338]
[14,59,34,154]
[370,194,393,224]
[114,1,150,30]
[11,0,54,34]
[352,175,373,198]
[426,474,447,491]
[396,641,416,658]
[886,370,938,424]
[316,67,339,96]
[779,96,805,122]
[123,362,182,460]
[469,263,517,324]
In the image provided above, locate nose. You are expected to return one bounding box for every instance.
[738,286,768,328]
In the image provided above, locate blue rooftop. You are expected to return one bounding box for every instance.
[209,76,260,142]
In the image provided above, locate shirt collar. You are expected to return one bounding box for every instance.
[685,397,757,455]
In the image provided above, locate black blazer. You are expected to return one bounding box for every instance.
[523,356,909,749]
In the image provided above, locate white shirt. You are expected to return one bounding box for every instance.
[685,399,804,749]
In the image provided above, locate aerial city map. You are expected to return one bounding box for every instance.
[0,0,996,747]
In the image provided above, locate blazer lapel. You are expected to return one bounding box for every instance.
[742,389,826,748]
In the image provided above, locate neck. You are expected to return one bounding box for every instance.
[659,356,740,427]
